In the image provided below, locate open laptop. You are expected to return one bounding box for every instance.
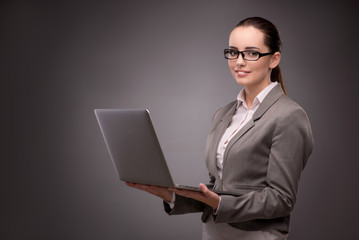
[94,109,240,196]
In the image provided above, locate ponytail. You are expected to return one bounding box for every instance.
[271,65,287,95]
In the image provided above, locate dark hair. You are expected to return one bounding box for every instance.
[236,17,287,95]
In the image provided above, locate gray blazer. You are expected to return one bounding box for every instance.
[164,85,314,234]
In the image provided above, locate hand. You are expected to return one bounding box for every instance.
[125,182,173,202]
[171,183,220,210]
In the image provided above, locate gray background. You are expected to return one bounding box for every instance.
[2,1,359,239]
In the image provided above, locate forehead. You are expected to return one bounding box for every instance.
[229,26,266,50]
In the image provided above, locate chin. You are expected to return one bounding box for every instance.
[235,77,252,86]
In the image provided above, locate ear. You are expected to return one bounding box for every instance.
[269,52,281,69]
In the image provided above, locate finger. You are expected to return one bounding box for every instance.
[125,182,137,188]
[199,183,220,209]
[199,183,212,197]
[199,183,208,193]
[130,183,151,192]
[150,185,167,191]
[137,184,152,192]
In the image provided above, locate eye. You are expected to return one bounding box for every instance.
[247,51,259,57]
[229,49,237,56]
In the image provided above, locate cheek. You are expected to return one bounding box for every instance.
[228,61,236,71]
[253,61,270,74]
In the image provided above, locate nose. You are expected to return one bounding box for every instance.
[236,53,246,66]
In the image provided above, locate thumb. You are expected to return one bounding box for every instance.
[199,183,211,196]
[199,183,220,209]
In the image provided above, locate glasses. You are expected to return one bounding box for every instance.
[224,48,275,61]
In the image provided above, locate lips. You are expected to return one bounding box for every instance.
[235,70,250,77]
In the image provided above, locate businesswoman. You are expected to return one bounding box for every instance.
[126,17,313,240]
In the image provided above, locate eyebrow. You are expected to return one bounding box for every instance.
[229,46,260,50]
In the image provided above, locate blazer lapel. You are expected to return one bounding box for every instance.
[252,84,284,121]
[223,119,255,166]
[207,102,237,179]
[222,85,284,166]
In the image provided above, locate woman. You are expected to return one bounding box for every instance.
[126,17,313,240]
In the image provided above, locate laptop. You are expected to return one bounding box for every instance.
[94,109,240,196]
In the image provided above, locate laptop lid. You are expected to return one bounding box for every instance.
[95,109,241,196]
[94,109,176,188]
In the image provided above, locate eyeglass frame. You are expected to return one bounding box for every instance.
[224,48,276,61]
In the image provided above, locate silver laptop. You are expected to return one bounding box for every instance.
[94,109,239,196]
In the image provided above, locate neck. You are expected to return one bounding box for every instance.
[244,80,271,109]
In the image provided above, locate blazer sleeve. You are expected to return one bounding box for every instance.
[214,106,314,223]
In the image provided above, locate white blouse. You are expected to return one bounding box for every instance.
[216,82,278,178]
